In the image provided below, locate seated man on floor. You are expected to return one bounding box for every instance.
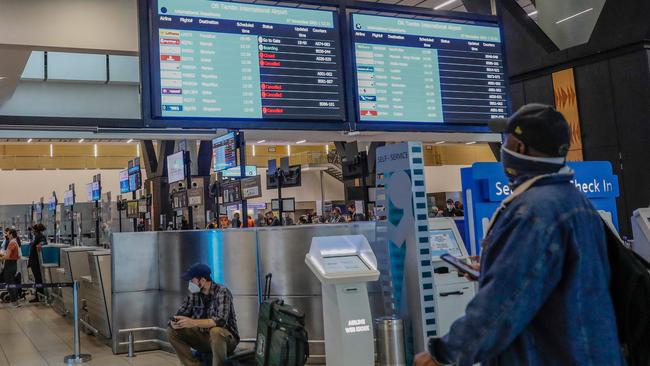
[167,263,240,366]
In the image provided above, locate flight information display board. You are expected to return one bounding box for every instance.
[351,13,507,125]
[149,0,345,122]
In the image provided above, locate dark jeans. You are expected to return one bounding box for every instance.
[30,263,44,295]
[3,260,18,302]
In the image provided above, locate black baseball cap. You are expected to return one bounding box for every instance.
[489,104,571,157]
[181,263,211,281]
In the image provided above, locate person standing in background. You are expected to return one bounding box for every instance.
[28,224,47,303]
[256,212,266,227]
[230,213,242,229]
[1,228,22,307]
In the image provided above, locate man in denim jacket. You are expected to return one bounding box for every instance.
[415,104,623,366]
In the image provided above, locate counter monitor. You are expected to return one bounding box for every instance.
[119,170,130,194]
[429,228,464,258]
[321,255,370,274]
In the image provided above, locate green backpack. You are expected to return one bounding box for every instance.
[255,275,309,366]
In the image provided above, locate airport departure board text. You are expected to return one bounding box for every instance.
[151,0,345,121]
[352,14,507,125]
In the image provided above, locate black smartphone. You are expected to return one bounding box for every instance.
[440,254,480,280]
[169,316,178,324]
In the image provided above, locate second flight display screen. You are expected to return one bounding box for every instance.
[152,0,346,121]
[352,13,507,125]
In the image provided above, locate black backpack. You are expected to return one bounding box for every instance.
[254,274,309,366]
[602,218,650,366]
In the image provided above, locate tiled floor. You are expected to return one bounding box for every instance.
[0,303,181,366]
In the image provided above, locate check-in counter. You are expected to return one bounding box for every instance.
[34,244,72,311]
[80,250,112,339]
[110,223,382,362]
[59,246,98,315]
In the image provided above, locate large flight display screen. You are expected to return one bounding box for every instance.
[150,0,346,122]
[351,13,507,125]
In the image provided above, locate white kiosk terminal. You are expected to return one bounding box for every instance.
[632,207,650,262]
[306,235,380,366]
[428,218,477,336]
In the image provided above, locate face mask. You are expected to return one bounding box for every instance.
[188,281,201,294]
[501,147,566,188]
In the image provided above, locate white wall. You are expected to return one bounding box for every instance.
[424,165,469,193]
[247,168,344,204]
[0,169,145,204]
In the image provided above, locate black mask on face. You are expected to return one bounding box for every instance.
[501,147,566,189]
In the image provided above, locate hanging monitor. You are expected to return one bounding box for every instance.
[142,0,346,129]
[167,150,186,183]
[212,132,238,172]
[350,12,508,130]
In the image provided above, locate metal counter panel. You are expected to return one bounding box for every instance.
[112,290,162,354]
[85,251,112,338]
[157,230,258,296]
[112,232,159,292]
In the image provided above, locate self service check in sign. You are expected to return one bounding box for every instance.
[461,161,619,256]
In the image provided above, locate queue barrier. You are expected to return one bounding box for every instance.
[0,281,92,364]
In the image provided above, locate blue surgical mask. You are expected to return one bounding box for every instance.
[501,147,566,189]
[188,281,201,294]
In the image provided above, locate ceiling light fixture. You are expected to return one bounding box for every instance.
[94,144,98,158]
[296,140,306,144]
[49,144,54,158]
[434,0,458,10]
[136,143,140,157]
[527,10,538,16]
[325,144,329,154]
[435,141,446,145]
[257,140,266,144]
[126,139,134,144]
[78,138,84,143]
[252,144,256,157]
[287,145,291,156]
[27,138,32,143]
[556,8,593,24]
[466,141,477,145]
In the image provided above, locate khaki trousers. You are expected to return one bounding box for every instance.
[167,326,237,366]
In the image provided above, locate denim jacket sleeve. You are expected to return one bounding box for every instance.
[429,206,566,365]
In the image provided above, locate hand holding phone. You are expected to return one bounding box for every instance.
[440,254,480,280]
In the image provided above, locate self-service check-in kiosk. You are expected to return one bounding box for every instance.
[428,218,476,336]
[632,208,650,262]
[306,235,380,366]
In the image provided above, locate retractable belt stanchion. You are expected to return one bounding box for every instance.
[0,281,92,364]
